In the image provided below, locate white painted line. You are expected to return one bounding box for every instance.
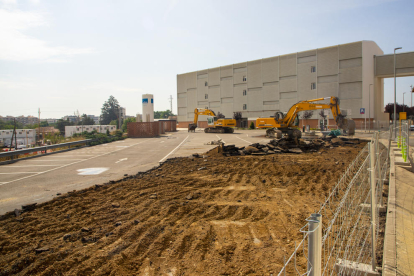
[236,136,252,144]
[77,168,108,175]
[159,135,189,162]
[26,159,86,161]
[0,172,37,174]
[0,140,150,186]
[42,155,95,157]
[215,135,225,144]
[160,141,165,143]
[3,165,60,167]
[116,146,128,148]
[115,158,128,164]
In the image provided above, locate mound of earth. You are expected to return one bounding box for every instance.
[0,143,365,275]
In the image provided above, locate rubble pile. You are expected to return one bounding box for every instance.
[220,137,360,156]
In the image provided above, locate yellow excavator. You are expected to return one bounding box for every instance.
[188,108,236,133]
[256,96,355,139]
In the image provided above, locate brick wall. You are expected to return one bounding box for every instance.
[127,122,161,138]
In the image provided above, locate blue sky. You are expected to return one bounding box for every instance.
[1,0,413,119]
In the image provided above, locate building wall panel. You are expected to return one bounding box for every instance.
[397,52,414,68]
[187,88,197,113]
[247,88,263,111]
[339,82,362,99]
[339,99,362,118]
[339,42,362,60]
[247,60,262,88]
[221,102,233,118]
[185,72,197,89]
[233,70,247,85]
[339,66,362,83]
[339,58,362,69]
[317,46,338,76]
[297,61,317,101]
[280,77,296,92]
[234,85,248,111]
[177,74,186,93]
[279,54,297,77]
[177,94,187,107]
[318,75,338,83]
[263,84,279,102]
[298,50,317,58]
[262,57,279,83]
[221,77,233,98]
[279,98,298,112]
[208,86,220,102]
[220,65,233,77]
[375,55,393,76]
[197,79,208,101]
[233,62,247,69]
[318,82,338,98]
[298,55,316,64]
[263,101,279,111]
[208,67,220,86]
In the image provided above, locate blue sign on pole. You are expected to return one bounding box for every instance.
[360,108,365,114]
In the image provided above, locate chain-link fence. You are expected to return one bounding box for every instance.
[278,130,390,276]
[397,121,410,162]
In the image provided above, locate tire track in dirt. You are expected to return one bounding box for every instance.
[0,143,367,275]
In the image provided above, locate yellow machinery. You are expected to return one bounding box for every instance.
[256,97,355,139]
[188,108,236,133]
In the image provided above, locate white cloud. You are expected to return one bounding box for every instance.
[0,8,94,61]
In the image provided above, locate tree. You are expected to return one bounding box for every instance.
[80,114,95,125]
[217,112,225,119]
[109,120,117,126]
[249,122,255,129]
[154,110,174,119]
[55,119,74,134]
[233,112,242,121]
[122,117,136,132]
[0,119,23,130]
[40,121,49,127]
[302,111,313,126]
[100,95,120,125]
[384,103,413,120]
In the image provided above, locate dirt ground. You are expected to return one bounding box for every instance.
[0,142,366,275]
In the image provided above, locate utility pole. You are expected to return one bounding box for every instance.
[169,95,173,115]
[38,108,41,144]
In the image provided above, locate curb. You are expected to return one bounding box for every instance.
[382,145,397,276]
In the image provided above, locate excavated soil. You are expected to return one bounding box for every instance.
[0,143,366,275]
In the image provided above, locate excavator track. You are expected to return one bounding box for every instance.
[204,127,234,133]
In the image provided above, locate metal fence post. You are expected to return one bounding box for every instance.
[369,142,377,272]
[308,213,322,276]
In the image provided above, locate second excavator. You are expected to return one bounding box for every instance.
[188,108,236,133]
[256,96,355,139]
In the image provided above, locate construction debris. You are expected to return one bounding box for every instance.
[206,139,224,145]
[219,137,360,156]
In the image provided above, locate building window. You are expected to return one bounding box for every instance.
[205,94,208,99]
[243,104,247,110]
[311,66,316,73]
[205,81,208,86]
[243,76,247,82]
[243,90,247,96]
[311,83,316,90]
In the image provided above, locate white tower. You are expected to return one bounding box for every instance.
[142,94,154,122]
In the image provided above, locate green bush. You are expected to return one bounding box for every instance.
[249,122,255,129]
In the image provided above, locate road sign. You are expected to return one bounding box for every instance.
[360,108,365,114]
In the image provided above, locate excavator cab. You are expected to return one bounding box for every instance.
[207,116,216,126]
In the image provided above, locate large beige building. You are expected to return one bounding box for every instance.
[177,41,414,128]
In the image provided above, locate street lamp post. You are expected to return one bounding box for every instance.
[411,85,413,108]
[403,92,407,112]
[369,84,373,133]
[394,47,402,139]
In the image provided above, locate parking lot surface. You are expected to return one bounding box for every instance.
[0,129,271,214]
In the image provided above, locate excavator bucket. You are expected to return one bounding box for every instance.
[188,123,197,132]
[336,115,355,136]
